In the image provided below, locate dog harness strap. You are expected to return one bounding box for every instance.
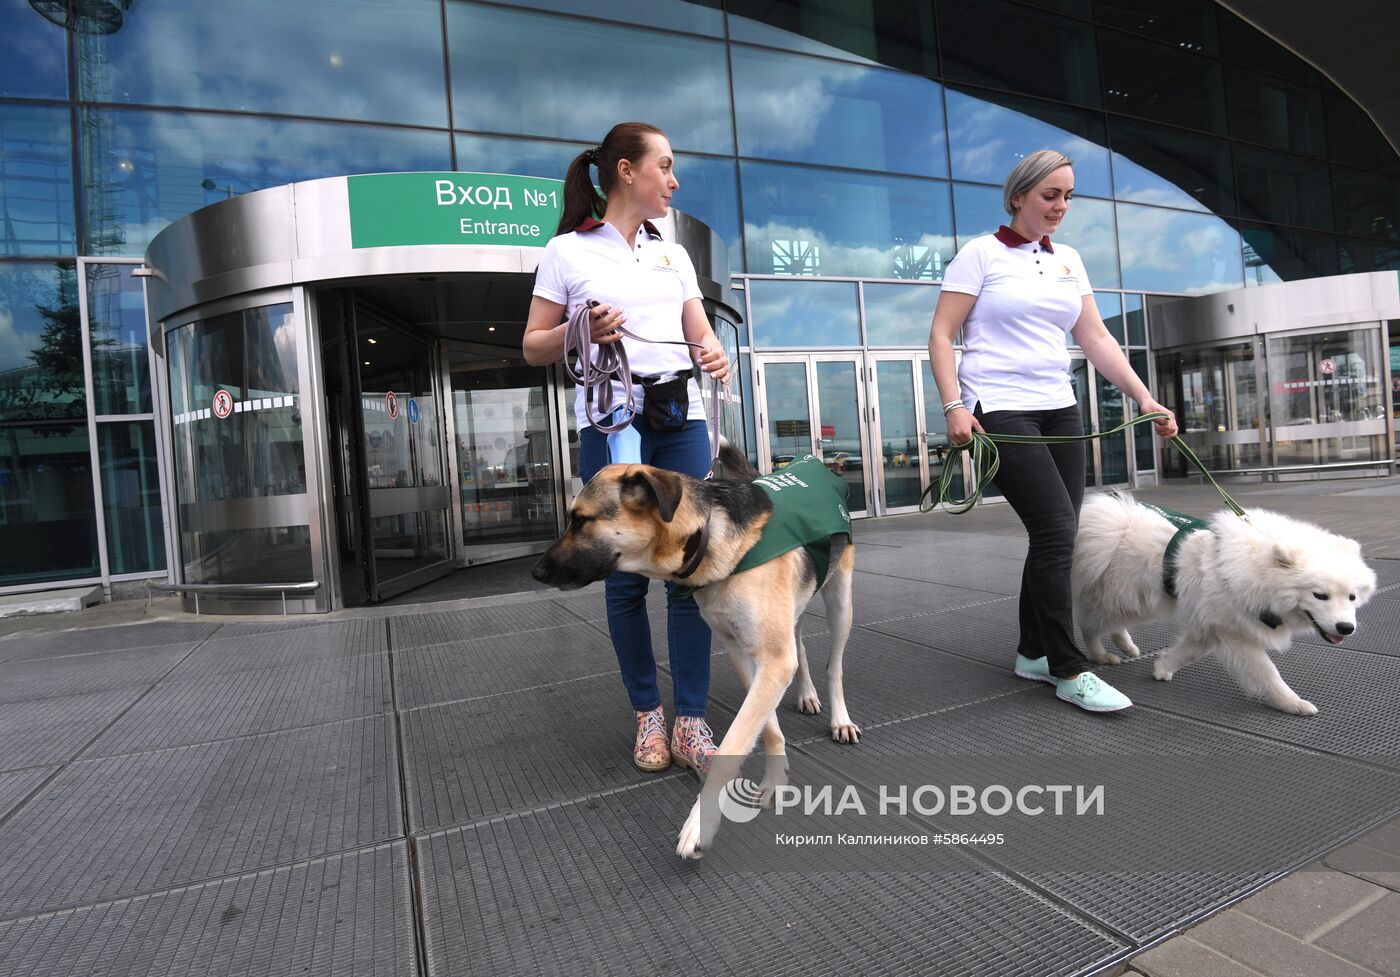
[1139,502,1211,598]
[674,520,710,579]
[730,456,852,587]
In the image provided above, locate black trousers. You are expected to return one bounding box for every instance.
[975,404,1092,679]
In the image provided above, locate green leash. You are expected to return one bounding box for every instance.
[918,411,1248,519]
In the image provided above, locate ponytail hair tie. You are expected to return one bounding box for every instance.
[585,147,600,166]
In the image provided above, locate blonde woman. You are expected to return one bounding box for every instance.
[928,150,1178,713]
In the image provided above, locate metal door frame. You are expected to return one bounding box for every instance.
[868,351,933,516]
[754,352,872,517]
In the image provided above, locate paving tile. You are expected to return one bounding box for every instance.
[1315,891,1400,976]
[0,716,399,917]
[1192,909,1379,977]
[0,844,415,977]
[1325,842,1400,894]
[1234,870,1388,937]
[1132,936,1261,977]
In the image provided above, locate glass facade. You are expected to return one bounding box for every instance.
[1,0,1397,590]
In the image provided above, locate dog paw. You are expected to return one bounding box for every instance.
[796,689,822,715]
[1152,663,1174,682]
[759,757,789,808]
[830,716,861,744]
[676,803,705,860]
[1091,652,1123,666]
[1113,633,1142,658]
[1282,698,1319,717]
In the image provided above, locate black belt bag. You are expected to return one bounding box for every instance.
[640,371,691,431]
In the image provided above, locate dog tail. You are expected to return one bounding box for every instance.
[1073,491,1143,597]
[715,437,761,481]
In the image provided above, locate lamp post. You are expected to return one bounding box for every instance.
[201,178,240,200]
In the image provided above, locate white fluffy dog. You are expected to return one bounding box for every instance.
[1072,492,1376,715]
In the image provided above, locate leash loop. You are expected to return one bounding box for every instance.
[560,300,725,463]
[919,412,1248,519]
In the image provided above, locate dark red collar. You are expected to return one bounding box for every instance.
[576,216,662,238]
[995,224,1054,254]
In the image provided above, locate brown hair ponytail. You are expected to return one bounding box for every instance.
[554,121,667,237]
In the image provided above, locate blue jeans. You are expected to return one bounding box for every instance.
[578,418,713,717]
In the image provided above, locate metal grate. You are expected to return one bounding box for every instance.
[0,843,416,977]
[0,643,197,704]
[0,687,146,769]
[0,622,219,662]
[810,690,1400,941]
[0,716,400,917]
[79,655,393,757]
[394,626,619,709]
[390,601,590,650]
[399,671,731,832]
[415,775,1124,977]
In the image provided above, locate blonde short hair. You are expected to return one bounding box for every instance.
[1003,150,1072,217]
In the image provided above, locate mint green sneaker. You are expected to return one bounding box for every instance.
[1013,654,1054,685]
[1055,672,1132,713]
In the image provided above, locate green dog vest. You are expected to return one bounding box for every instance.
[1137,502,1210,598]
[678,455,852,597]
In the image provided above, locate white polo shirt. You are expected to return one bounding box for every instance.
[533,217,706,429]
[941,226,1092,413]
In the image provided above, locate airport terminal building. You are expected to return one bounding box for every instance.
[2,0,1398,611]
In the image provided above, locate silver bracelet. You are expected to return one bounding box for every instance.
[942,401,966,415]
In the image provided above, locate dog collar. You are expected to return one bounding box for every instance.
[674,519,710,579]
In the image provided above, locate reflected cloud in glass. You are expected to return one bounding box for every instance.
[945,89,1110,197]
[748,279,859,348]
[82,108,452,255]
[952,182,1004,251]
[732,47,946,178]
[3,5,68,99]
[742,162,953,279]
[0,104,76,257]
[77,0,448,126]
[454,134,741,268]
[864,283,940,347]
[1117,202,1243,293]
[447,4,733,153]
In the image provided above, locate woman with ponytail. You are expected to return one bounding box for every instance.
[523,122,730,778]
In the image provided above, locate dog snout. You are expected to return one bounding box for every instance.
[531,555,553,583]
[1337,621,1355,636]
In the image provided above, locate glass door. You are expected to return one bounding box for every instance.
[447,343,563,564]
[353,303,453,601]
[868,353,968,514]
[756,354,870,515]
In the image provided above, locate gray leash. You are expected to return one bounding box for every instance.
[561,300,724,464]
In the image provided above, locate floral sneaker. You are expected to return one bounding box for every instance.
[633,706,671,772]
[670,716,717,780]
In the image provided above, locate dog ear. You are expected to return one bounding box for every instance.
[621,467,684,523]
[1272,542,1298,569]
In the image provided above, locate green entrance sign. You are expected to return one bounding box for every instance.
[347,172,565,249]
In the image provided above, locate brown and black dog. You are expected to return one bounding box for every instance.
[532,444,858,859]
